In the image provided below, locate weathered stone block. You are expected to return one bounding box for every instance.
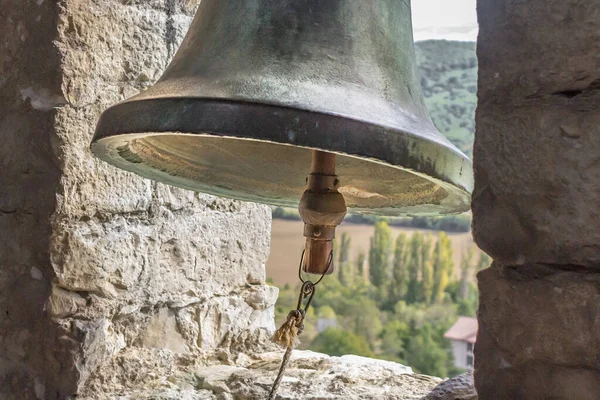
[477,0,600,100]
[424,371,477,400]
[475,265,600,400]
[1,1,275,398]
[49,0,276,394]
[1,1,63,399]
[472,98,600,267]
[136,308,188,353]
[473,0,600,267]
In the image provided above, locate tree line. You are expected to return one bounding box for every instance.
[272,220,491,378]
[272,207,472,233]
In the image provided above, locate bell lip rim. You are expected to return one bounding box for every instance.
[100,95,469,157]
[91,97,474,215]
[92,133,472,216]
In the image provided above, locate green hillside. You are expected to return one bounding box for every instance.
[415,40,478,157]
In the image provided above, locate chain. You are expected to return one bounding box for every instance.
[267,250,332,400]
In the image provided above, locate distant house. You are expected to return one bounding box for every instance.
[444,316,478,370]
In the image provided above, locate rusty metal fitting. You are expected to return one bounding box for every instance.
[302,239,334,275]
[298,190,347,227]
[306,174,339,191]
[298,151,347,275]
[303,225,336,240]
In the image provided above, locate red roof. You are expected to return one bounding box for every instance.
[444,317,478,344]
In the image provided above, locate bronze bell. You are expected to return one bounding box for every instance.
[91,0,473,274]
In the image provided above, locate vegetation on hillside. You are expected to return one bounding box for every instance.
[415,40,478,157]
[272,221,491,378]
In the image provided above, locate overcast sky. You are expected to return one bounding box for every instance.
[411,0,478,42]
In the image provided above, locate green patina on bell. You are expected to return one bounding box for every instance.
[91,0,472,216]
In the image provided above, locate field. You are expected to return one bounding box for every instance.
[266,219,477,287]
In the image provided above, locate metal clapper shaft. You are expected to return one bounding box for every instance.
[268,150,347,399]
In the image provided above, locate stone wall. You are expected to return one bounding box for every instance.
[473,0,600,398]
[0,1,276,399]
[1,0,63,398]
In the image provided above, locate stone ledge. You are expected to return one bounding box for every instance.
[78,349,443,399]
[424,372,477,400]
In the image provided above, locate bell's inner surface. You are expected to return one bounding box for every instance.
[93,133,469,216]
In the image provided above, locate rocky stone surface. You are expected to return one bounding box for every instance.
[78,350,441,400]
[472,0,600,268]
[473,1,600,398]
[423,371,476,400]
[475,265,600,399]
[0,0,63,399]
[2,1,276,399]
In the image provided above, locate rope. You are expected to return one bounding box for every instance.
[267,343,294,399]
[268,310,305,399]
[267,250,332,399]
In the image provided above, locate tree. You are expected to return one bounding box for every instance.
[405,232,423,304]
[338,233,351,264]
[421,259,434,304]
[457,298,477,317]
[311,328,374,357]
[459,247,475,300]
[458,249,480,318]
[419,234,434,303]
[338,233,352,286]
[297,305,318,349]
[356,251,366,281]
[421,233,434,273]
[403,324,449,377]
[368,220,392,288]
[443,234,455,280]
[345,298,382,345]
[379,320,410,361]
[431,232,454,303]
[390,233,409,305]
[332,236,341,270]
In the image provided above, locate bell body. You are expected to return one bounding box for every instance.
[91,0,473,216]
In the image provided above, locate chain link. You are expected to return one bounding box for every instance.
[267,250,333,399]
